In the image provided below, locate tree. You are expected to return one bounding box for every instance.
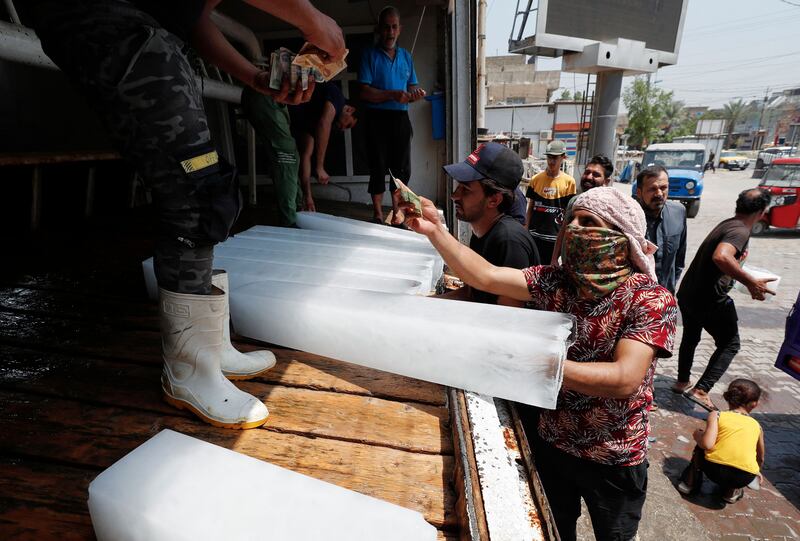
[622,77,673,148]
[660,99,698,142]
[722,99,748,147]
[660,98,684,140]
[557,89,572,101]
[574,90,584,101]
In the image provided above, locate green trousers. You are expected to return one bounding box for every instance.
[241,87,301,226]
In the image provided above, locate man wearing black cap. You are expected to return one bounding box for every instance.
[441,142,540,306]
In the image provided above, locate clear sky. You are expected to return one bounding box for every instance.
[486,0,800,108]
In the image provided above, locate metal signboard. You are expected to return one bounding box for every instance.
[510,0,688,72]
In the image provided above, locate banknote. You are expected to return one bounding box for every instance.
[290,63,299,91]
[268,51,281,90]
[267,47,318,91]
[292,42,348,81]
[389,170,423,218]
[300,66,309,91]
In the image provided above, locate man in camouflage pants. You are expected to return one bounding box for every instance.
[27,0,345,429]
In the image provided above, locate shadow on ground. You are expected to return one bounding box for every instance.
[661,456,729,511]
[752,412,800,510]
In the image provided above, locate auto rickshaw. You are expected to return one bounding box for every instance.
[753,157,800,235]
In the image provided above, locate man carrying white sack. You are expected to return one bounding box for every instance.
[401,187,677,541]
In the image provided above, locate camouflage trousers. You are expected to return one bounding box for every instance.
[31,0,241,294]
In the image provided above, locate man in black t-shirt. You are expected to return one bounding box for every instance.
[440,143,540,305]
[290,82,356,212]
[674,189,775,410]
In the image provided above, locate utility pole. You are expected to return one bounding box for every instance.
[476,0,487,129]
[757,87,769,149]
[589,72,623,162]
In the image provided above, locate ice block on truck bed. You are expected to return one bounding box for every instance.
[88,430,437,541]
[230,281,575,409]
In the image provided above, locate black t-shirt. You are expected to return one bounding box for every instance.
[469,215,540,304]
[677,217,750,306]
[290,82,346,136]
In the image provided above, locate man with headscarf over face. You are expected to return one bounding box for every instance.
[401,186,677,541]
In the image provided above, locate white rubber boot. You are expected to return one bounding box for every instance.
[159,286,269,429]
[211,270,277,380]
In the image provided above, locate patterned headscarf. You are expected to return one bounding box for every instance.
[571,187,658,280]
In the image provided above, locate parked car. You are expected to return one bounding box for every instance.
[633,143,705,218]
[755,146,797,170]
[718,149,749,170]
[753,157,800,235]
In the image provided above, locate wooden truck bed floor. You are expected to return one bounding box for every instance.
[0,265,460,539]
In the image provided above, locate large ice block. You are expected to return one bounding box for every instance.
[217,240,435,284]
[296,211,430,245]
[230,281,575,409]
[88,429,437,541]
[222,235,440,289]
[239,225,444,284]
[222,235,437,270]
[142,257,426,300]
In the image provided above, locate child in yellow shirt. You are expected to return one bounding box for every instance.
[677,379,765,503]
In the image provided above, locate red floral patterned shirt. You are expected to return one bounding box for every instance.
[523,266,677,466]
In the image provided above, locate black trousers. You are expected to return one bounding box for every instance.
[532,237,555,265]
[681,446,756,491]
[535,441,648,541]
[365,108,412,195]
[677,297,741,392]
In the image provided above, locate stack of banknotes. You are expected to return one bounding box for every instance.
[268,44,349,91]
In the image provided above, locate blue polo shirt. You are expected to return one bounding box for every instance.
[358,46,418,111]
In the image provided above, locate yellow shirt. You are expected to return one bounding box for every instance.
[705,411,761,474]
[525,171,576,241]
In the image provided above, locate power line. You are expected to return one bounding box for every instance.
[682,12,800,41]
[662,50,800,71]
[657,52,800,81]
[685,7,800,32]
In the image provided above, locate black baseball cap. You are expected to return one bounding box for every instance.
[443,142,524,190]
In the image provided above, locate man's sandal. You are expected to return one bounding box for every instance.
[683,390,718,412]
[671,380,692,394]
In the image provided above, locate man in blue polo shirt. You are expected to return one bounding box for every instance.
[359,5,426,224]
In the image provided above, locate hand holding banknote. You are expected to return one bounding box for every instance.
[298,11,347,62]
[400,195,442,236]
[251,68,315,104]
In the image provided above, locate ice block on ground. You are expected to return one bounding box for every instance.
[88,429,437,541]
[230,281,575,409]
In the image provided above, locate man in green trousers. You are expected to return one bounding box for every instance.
[241,86,302,227]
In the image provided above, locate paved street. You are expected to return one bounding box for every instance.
[576,168,800,540]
